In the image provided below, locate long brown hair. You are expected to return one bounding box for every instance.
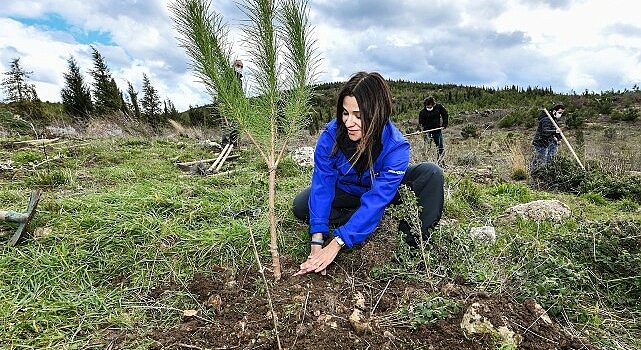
[332,72,392,174]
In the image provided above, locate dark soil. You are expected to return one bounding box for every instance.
[146,253,598,350]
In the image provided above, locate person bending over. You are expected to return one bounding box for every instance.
[292,72,444,276]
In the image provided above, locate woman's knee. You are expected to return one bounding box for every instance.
[416,162,443,181]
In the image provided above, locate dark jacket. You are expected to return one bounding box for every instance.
[532,111,561,147]
[309,119,410,248]
[418,103,449,130]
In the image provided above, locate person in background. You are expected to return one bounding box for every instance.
[532,102,565,168]
[292,72,444,276]
[418,96,449,165]
[222,59,244,146]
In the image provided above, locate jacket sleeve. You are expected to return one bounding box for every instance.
[308,131,338,236]
[333,141,410,248]
[418,109,426,130]
[440,104,449,128]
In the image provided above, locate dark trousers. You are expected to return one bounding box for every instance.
[292,162,444,234]
[425,130,445,162]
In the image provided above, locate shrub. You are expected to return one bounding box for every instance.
[455,178,483,208]
[531,156,641,203]
[461,123,479,139]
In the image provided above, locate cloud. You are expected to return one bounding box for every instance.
[520,0,577,9]
[604,23,641,38]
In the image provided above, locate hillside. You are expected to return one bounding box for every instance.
[1,82,640,349]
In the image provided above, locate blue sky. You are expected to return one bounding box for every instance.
[1,0,641,111]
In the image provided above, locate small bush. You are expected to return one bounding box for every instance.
[461,124,479,139]
[580,192,608,205]
[454,153,478,166]
[455,178,483,208]
[616,198,639,212]
[603,126,617,139]
[531,156,641,203]
[12,150,45,165]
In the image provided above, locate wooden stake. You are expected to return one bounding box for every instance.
[214,144,234,173]
[542,109,585,170]
[206,143,231,173]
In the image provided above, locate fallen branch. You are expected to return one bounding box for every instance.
[176,154,239,171]
[12,138,60,146]
[213,144,234,173]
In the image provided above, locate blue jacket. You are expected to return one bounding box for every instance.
[308,119,410,248]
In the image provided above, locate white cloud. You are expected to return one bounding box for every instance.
[2,0,641,112]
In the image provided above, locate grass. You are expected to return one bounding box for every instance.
[1,129,640,349]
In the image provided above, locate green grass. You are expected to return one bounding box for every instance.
[1,135,639,349]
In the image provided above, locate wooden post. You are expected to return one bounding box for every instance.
[543,109,585,170]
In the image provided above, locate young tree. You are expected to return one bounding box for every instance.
[61,56,93,119]
[2,58,37,103]
[141,73,162,129]
[89,47,121,115]
[126,81,142,121]
[172,0,319,280]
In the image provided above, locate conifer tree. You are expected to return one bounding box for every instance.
[61,56,93,119]
[2,58,37,103]
[141,73,162,129]
[126,81,142,121]
[89,47,121,115]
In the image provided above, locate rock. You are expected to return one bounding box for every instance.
[206,294,222,310]
[461,302,521,347]
[349,291,371,335]
[501,199,571,223]
[0,160,14,171]
[33,227,53,238]
[291,146,314,167]
[183,309,198,317]
[525,299,553,325]
[469,226,496,244]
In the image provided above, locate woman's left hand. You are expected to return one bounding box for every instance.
[293,239,342,276]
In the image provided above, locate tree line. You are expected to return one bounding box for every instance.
[1,47,178,131]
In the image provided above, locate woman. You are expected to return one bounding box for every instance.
[292,72,444,276]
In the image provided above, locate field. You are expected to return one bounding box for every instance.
[1,111,640,349]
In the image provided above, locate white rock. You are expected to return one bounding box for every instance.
[469,226,496,244]
[291,146,314,167]
[502,199,571,222]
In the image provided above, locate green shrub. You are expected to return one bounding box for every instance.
[12,150,45,165]
[455,178,483,208]
[531,156,641,203]
[580,192,608,205]
[461,124,479,139]
[511,168,527,181]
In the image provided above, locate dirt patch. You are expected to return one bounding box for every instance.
[146,257,597,350]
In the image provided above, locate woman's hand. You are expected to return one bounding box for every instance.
[293,238,342,276]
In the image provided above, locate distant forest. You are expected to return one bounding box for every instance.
[2,51,639,134]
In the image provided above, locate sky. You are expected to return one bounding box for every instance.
[1,0,641,111]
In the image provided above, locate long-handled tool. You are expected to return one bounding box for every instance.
[0,190,41,246]
[542,109,585,170]
[404,127,444,137]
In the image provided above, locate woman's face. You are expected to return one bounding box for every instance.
[342,95,362,142]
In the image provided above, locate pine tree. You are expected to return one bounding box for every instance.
[61,56,93,119]
[141,73,161,129]
[126,81,141,121]
[2,58,37,103]
[89,47,121,115]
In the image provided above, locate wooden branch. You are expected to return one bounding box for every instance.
[11,138,60,147]
[214,144,234,173]
[176,154,239,167]
[207,143,231,173]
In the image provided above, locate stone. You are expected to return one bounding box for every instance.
[291,146,314,167]
[501,199,571,223]
[469,226,496,244]
[461,302,521,348]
